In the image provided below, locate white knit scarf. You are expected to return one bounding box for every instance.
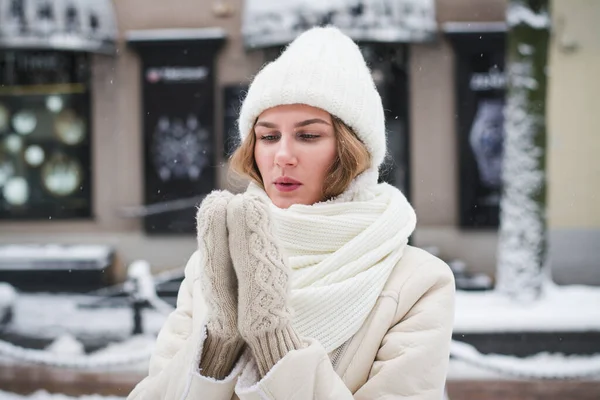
[246,170,417,352]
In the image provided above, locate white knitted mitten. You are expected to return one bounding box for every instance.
[196,190,244,379]
[227,193,303,377]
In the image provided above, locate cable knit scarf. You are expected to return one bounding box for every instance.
[246,171,417,352]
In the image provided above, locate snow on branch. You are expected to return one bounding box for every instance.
[507,2,550,29]
[496,57,546,301]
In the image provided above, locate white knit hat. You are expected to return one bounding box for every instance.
[238,26,386,170]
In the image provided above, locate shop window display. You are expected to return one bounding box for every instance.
[127,32,224,234]
[0,51,91,219]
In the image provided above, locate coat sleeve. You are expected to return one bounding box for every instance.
[235,258,455,400]
[127,251,242,400]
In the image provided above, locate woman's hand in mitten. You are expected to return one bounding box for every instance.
[227,193,303,377]
[196,190,244,379]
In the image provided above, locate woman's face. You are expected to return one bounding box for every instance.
[254,104,337,209]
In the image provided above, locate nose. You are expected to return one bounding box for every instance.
[274,136,297,167]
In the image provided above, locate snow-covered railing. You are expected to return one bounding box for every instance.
[450,340,600,379]
[125,260,176,317]
[85,266,184,299]
[0,283,16,328]
[2,336,599,377]
[3,260,599,377]
[0,338,153,370]
[146,295,175,316]
[0,260,173,370]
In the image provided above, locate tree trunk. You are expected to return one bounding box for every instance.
[496,0,551,301]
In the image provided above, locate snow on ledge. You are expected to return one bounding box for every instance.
[0,245,113,261]
[454,282,600,333]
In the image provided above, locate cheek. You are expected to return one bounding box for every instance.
[253,146,270,176]
[310,143,337,178]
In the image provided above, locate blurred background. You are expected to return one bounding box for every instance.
[0,0,598,399]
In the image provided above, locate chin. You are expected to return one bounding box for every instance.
[268,192,306,209]
[272,197,295,209]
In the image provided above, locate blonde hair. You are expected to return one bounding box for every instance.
[229,116,371,201]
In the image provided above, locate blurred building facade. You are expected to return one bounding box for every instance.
[0,0,597,285]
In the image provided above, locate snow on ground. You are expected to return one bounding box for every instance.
[0,390,123,400]
[85,334,156,372]
[39,332,155,371]
[454,282,600,333]
[451,282,600,379]
[0,333,155,373]
[45,334,85,356]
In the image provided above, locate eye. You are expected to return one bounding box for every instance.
[259,133,280,142]
[298,132,320,141]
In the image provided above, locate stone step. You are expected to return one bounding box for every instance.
[0,364,143,397]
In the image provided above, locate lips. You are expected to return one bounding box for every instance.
[275,177,301,185]
[274,177,302,192]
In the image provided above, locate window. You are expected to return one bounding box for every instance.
[0,51,91,219]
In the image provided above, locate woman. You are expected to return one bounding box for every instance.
[128,26,454,400]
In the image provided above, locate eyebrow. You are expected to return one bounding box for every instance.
[254,118,331,129]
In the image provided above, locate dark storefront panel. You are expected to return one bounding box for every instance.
[128,30,225,234]
[362,44,411,197]
[0,51,92,219]
[223,84,248,158]
[448,30,506,228]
